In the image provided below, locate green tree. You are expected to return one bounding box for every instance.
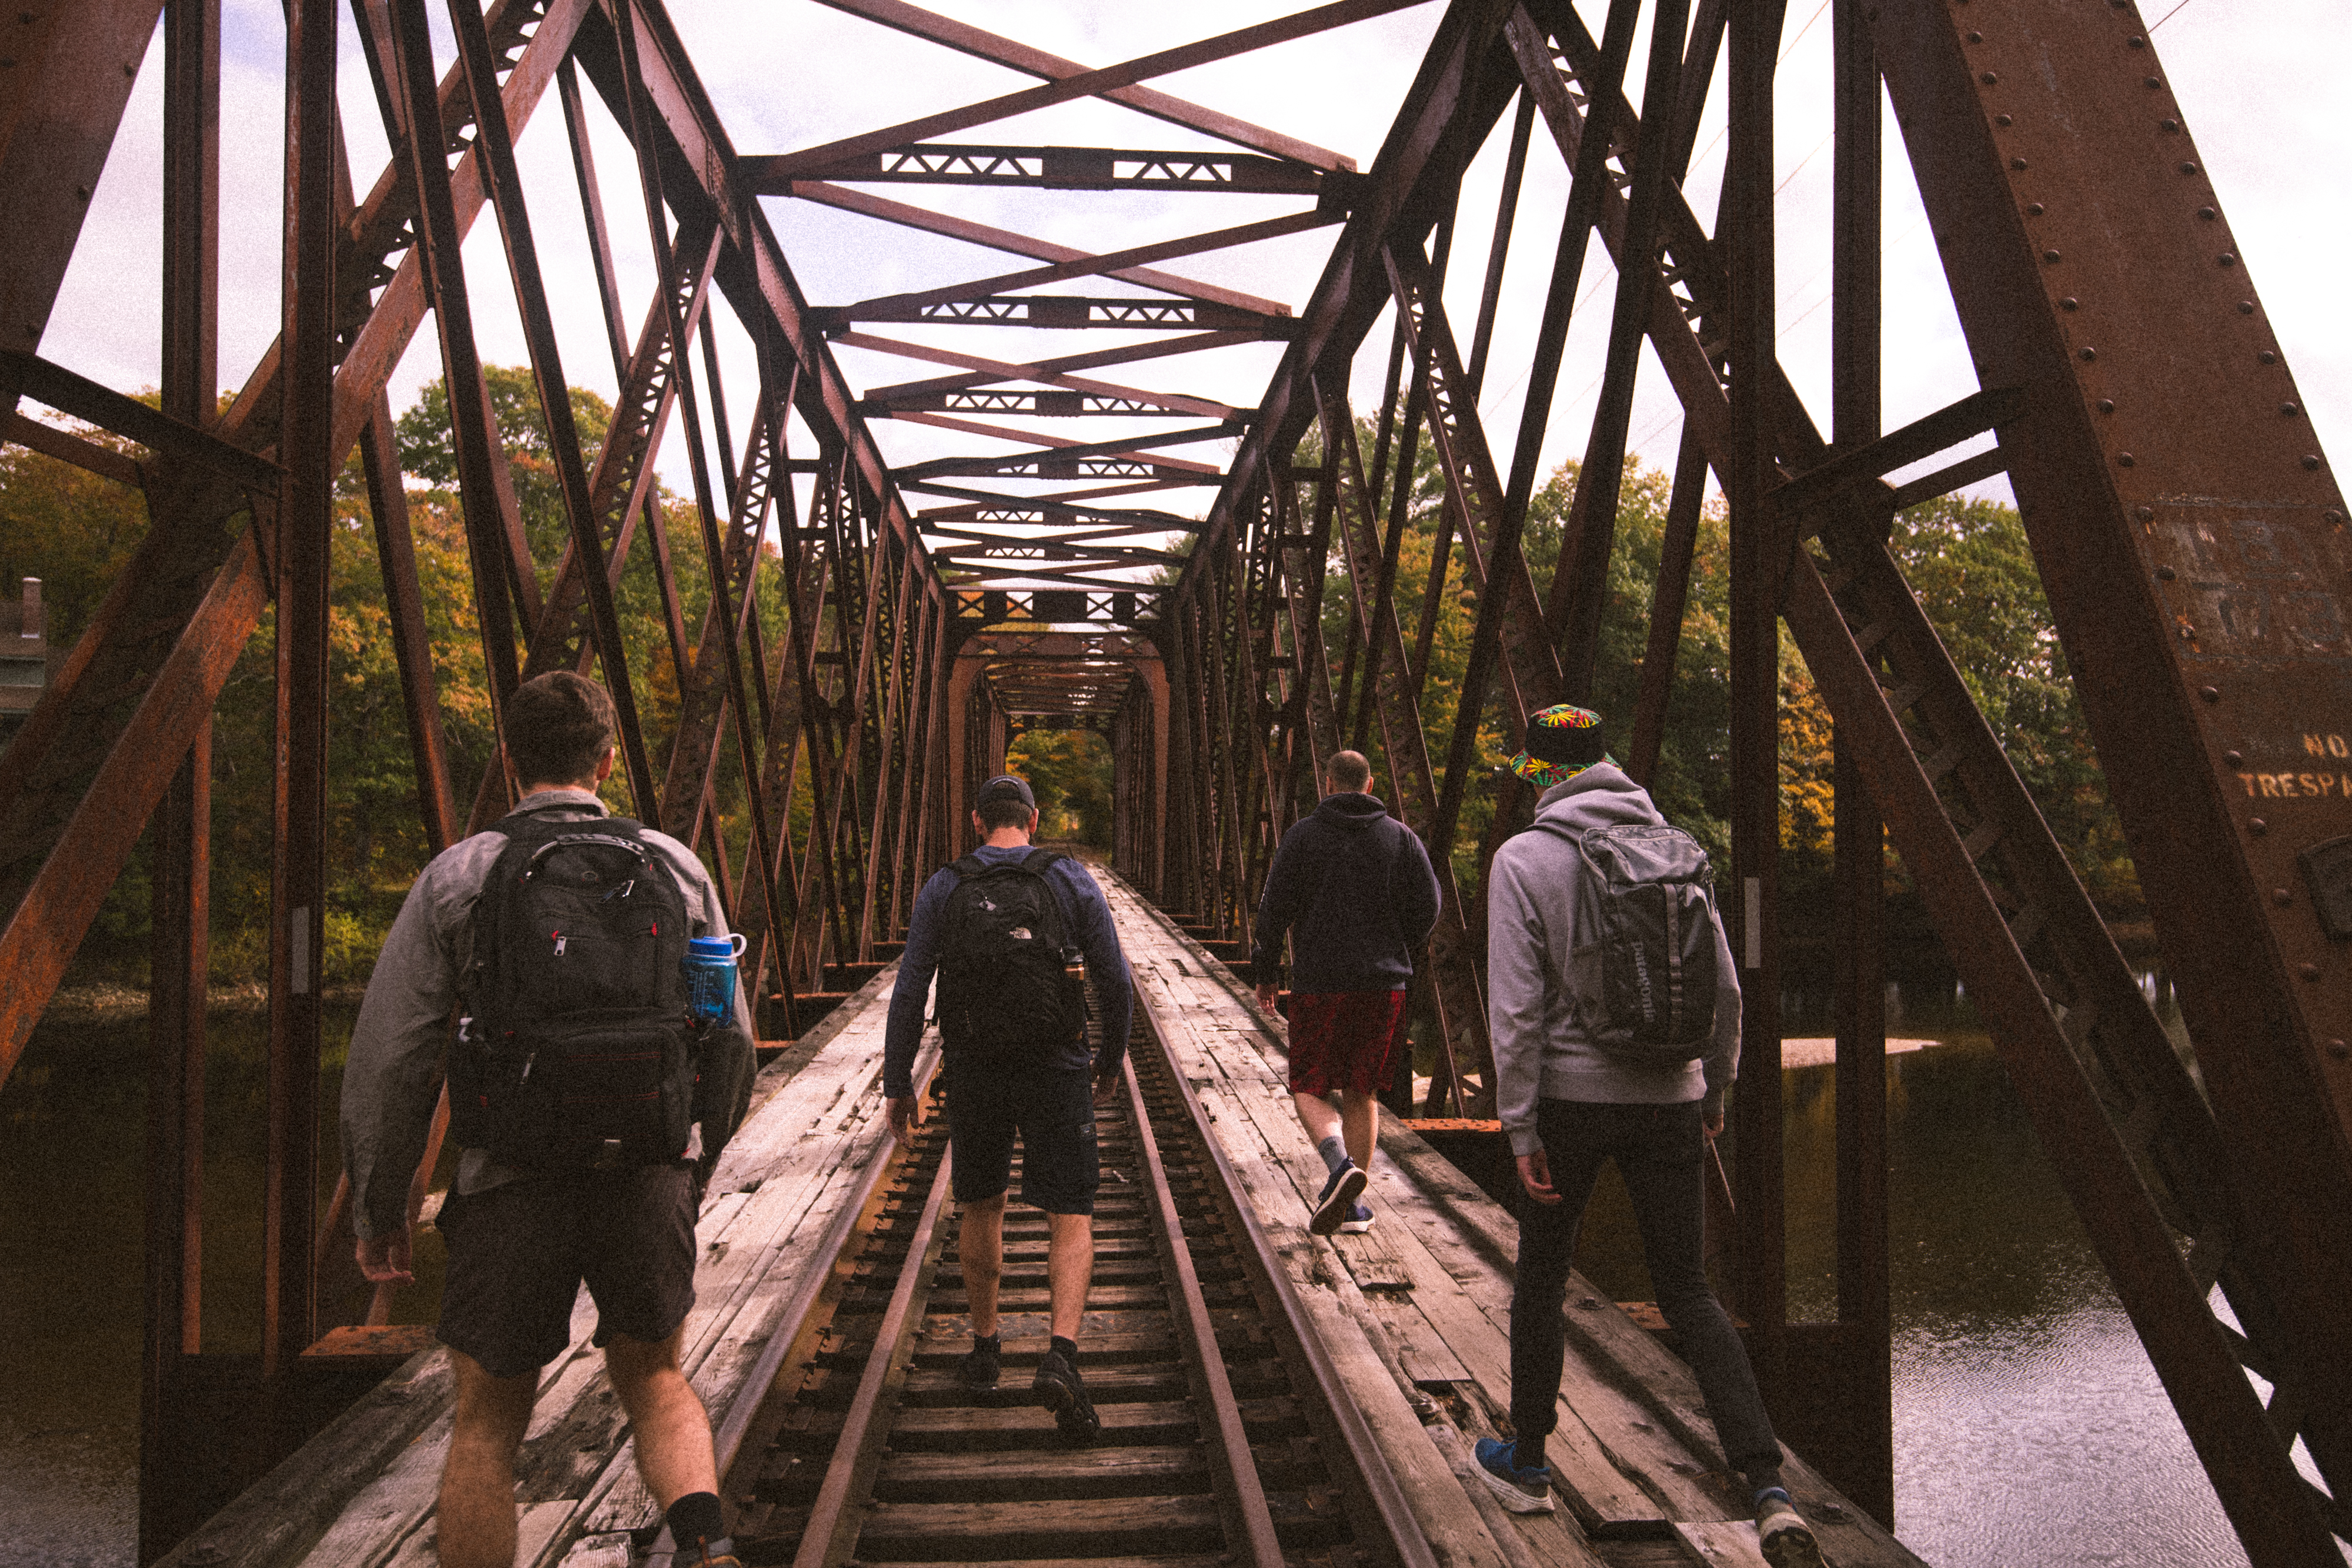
[1008,727,1114,847]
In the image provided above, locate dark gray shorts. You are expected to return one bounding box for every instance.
[435,1164,697,1378]
[943,1062,1100,1215]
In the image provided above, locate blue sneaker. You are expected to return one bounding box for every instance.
[1338,1202,1375,1235]
[1755,1489,1823,1566]
[1309,1162,1368,1235]
[1473,1436,1555,1513]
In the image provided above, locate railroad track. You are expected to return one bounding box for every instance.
[716,997,1435,1568]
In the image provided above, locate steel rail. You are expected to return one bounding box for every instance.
[1118,1035,1287,1568]
[1130,992,1443,1568]
[790,1126,958,1568]
[707,1039,941,1482]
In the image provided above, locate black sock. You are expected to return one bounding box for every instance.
[971,1330,1000,1353]
[1514,1439,1546,1473]
[1050,1334,1078,1362]
[666,1490,727,1548]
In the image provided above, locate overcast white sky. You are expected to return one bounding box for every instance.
[34,0,2352,539]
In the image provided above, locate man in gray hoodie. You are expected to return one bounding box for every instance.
[343,672,755,1568]
[1473,704,1822,1568]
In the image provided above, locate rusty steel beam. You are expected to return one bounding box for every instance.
[1315,383,1484,1110]
[0,0,582,1082]
[260,0,338,1386]
[770,0,1421,178]
[1500,0,2350,1549]
[807,0,1363,169]
[771,142,1328,195]
[1868,0,2352,1548]
[823,293,1284,332]
[0,0,168,384]
[139,2,218,1547]
[814,189,1325,321]
[1543,0,1691,699]
[1825,0,1890,1517]
[445,0,660,815]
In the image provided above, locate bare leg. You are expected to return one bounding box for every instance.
[960,1192,1007,1338]
[1293,1089,1342,1151]
[1339,1088,1378,1172]
[605,1326,717,1512]
[1045,1211,1094,1342]
[437,1350,537,1568]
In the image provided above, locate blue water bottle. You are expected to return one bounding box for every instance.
[683,934,746,1026]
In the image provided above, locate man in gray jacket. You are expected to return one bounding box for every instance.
[1473,704,1821,1568]
[343,671,755,1568]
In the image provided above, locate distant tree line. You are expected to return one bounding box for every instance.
[0,390,2140,997]
[4,367,790,992]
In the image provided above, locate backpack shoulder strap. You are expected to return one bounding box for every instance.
[949,853,988,879]
[1021,848,1067,873]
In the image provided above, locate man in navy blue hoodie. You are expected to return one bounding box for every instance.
[1251,750,1441,1235]
[883,773,1132,1442]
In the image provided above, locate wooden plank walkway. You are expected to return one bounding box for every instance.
[157,872,1929,1568]
[1098,872,1929,1568]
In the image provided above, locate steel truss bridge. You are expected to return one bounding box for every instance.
[0,1,2347,1563]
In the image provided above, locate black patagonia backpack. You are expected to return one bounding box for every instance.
[449,810,699,1168]
[1535,821,1723,1064]
[933,849,1090,1060]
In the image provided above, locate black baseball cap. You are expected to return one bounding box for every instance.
[976,774,1036,810]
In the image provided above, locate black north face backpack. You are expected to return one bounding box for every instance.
[1535,821,1723,1064]
[933,849,1090,1060]
[449,811,699,1168]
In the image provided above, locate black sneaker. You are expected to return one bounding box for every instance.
[1032,1345,1101,1442]
[960,1333,1002,1390]
[1310,1162,1368,1236]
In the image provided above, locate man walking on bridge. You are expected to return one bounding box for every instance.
[344,671,756,1568]
[1251,750,1441,1236]
[884,773,1134,1442]
[1473,704,1821,1567]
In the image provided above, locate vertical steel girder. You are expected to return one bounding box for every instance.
[260,0,339,1386]
[0,0,583,1079]
[141,2,219,1547]
[1865,1,2352,1552]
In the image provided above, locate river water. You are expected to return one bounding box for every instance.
[0,976,2296,1566]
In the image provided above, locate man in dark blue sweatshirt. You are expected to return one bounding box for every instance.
[883,774,1132,1442]
[1250,750,1441,1235]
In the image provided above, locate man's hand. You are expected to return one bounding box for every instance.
[1092,1066,1123,1108]
[1517,1149,1561,1206]
[356,1228,415,1286]
[887,1094,923,1146]
[1702,1106,1725,1140]
[1254,982,1278,1012]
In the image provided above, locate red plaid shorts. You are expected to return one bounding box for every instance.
[1284,988,1408,1097]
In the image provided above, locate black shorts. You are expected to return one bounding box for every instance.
[942,1062,1100,1215]
[435,1164,698,1378]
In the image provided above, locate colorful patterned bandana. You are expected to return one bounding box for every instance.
[1505,703,1609,789]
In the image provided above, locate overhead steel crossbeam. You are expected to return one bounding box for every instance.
[756,142,1332,195]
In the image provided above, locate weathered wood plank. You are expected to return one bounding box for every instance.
[179,979,922,1568]
[1374,1118,1930,1566]
[850,1494,1226,1558]
[1673,1519,1772,1566]
[1101,878,1703,1536]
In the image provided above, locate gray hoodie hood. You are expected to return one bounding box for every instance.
[1484,764,1742,1154]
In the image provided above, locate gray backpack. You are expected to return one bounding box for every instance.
[1535,821,1722,1062]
